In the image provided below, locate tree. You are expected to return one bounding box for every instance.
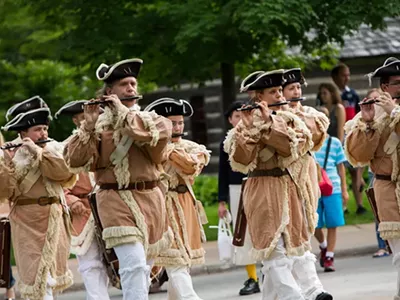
[3,1,400,130]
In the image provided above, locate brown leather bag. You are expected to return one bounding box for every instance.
[232,179,247,247]
[0,218,11,288]
[89,194,121,289]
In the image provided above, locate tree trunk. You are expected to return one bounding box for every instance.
[220,62,236,131]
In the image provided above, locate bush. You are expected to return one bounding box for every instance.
[193,175,218,207]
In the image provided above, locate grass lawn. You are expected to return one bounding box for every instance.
[203,190,375,242]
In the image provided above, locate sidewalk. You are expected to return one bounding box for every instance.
[11,223,380,294]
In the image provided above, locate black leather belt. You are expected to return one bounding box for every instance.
[375,174,392,181]
[248,168,289,178]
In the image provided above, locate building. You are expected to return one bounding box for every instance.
[143,18,400,174]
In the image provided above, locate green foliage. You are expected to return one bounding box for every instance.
[193,175,218,207]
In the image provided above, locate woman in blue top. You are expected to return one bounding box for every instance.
[314,129,349,273]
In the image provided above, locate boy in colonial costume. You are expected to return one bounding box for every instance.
[0,105,75,300]
[225,70,332,300]
[55,101,110,300]
[345,57,400,300]
[63,58,173,300]
[218,100,261,295]
[282,68,335,269]
[144,97,210,300]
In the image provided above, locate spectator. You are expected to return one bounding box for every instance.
[317,83,346,142]
[331,63,360,121]
[314,123,349,272]
[332,63,367,215]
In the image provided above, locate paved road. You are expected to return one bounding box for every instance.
[57,255,397,300]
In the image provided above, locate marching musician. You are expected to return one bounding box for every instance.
[63,58,173,300]
[144,97,210,300]
[344,57,400,300]
[218,97,261,295]
[55,101,110,300]
[0,103,76,300]
[224,70,332,300]
[282,68,338,271]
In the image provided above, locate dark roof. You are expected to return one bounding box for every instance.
[340,18,400,58]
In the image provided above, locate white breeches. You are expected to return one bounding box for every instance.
[166,266,202,300]
[26,273,56,300]
[77,240,110,300]
[114,242,152,300]
[261,237,325,300]
[229,184,257,266]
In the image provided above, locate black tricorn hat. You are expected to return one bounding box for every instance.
[245,70,286,91]
[144,98,193,117]
[224,100,246,118]
[96,58,143,84]
[240,71,264,92]
[369,57,400,78]
[55,100,88,119]
[6,95,48,121]
[2,108,52,132]
[283,68,307,88]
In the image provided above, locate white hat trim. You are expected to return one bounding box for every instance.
[2,107,52,131]
[5,95,45,121]
[240,71,264,92]
[54,100,88,119]
[96,58,143,81]
[144,98,193,117]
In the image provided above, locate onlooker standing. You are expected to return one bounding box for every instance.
[331,63,367,215]
[331,63,360,121]
[314,131,348,272]
[317,83,346,143]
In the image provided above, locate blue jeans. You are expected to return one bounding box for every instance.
[369,172,386,249]
[8,266,15,289]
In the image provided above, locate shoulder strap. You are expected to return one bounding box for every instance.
[323,137,332,170]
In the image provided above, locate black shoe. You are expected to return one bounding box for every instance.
[316,292,333,300]
[356,206,367,215]
[239,278,261,296]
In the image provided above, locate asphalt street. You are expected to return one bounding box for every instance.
[57,255,396,300]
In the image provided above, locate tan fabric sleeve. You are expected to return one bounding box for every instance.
[169,149,198,175]
[40,146,76,185]
[296,109,329,151]
[389,107,400,136]
[121,111,172,164]
[260,115,294,158]
[231,124,260,167]
[63,125,99,171]
[344,118,380,167]
[0,158,17,200]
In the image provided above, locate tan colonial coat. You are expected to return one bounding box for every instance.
[0,140,76,300]
[345,106,400,240]
[63,104,173,259]
[155,139,210,267]
[224,109,314,260]
[290,105,330,234]
[65,172,95,256]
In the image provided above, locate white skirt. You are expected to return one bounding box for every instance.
[229,184,257,266]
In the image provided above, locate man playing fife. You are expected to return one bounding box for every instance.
[63,58,173,300]
[0,104,75,300]
[145,97,210,300]
[345,57,400,300]
[55,100,111,300]
[225,69,332,300]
